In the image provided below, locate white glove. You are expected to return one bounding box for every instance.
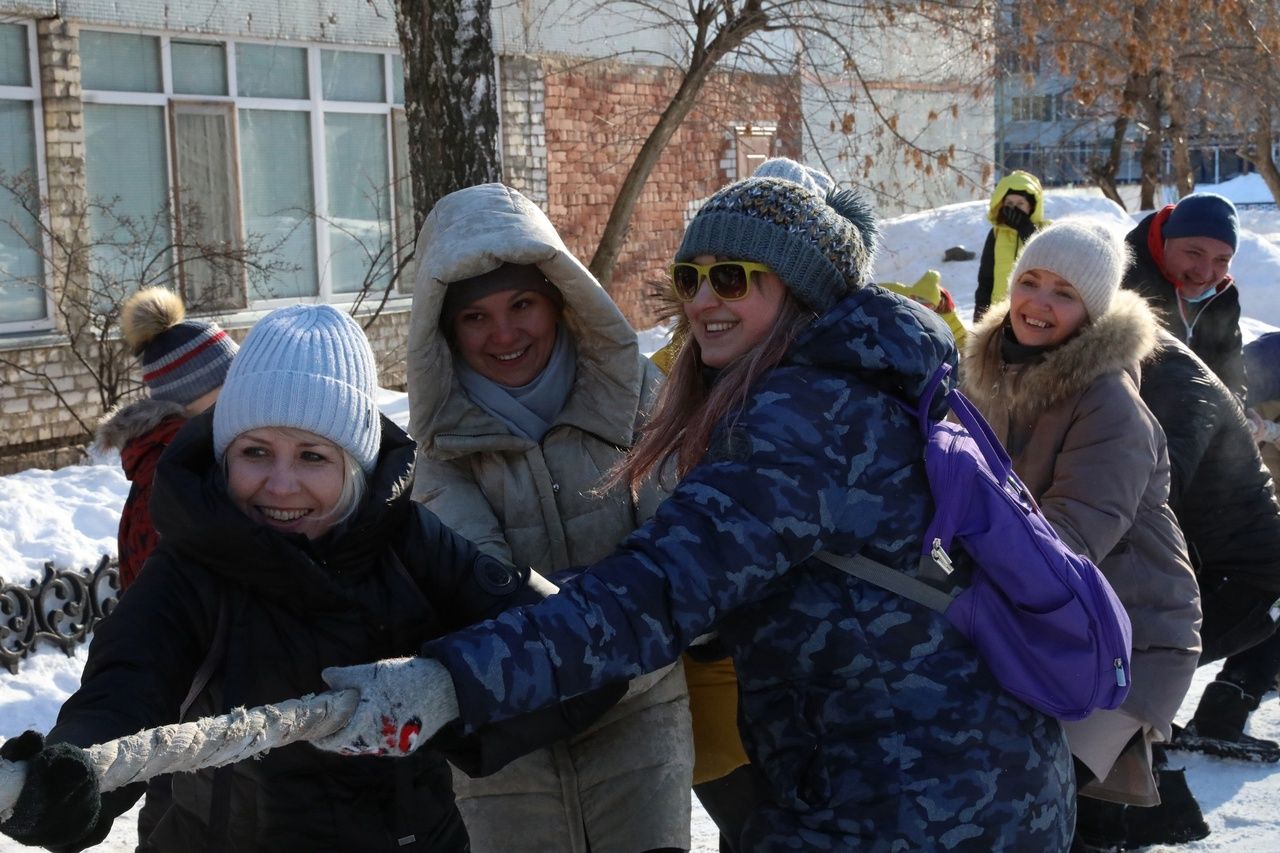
[315,657,460,757]
[1248,409,1280,446]
[1264,418,1280,446]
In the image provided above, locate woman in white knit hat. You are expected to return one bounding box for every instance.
[0,304,618,852]
[960,219,1203,849]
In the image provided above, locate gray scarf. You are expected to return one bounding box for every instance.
[456,325,577,441]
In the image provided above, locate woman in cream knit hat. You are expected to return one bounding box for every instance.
[961,219,1203,849]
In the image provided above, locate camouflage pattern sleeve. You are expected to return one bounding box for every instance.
[423,367,917,731]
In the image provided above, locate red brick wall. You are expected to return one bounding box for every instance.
[542,60,801,329]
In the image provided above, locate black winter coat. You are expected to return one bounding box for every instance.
[1139,332,1280,594]
[1125,212,1246,400]
[50,412,613,852]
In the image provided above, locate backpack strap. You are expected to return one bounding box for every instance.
[907,362,952,438]
[179,591,229,721]
[815,550,955,613]
[909,361,1022,496]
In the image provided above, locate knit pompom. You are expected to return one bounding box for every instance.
[121,288,186,355]
[825,187,879,263]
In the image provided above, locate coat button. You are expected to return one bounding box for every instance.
[475,556,519,595]
[552,483,560,493]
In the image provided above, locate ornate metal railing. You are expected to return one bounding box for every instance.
[0,556,120,674]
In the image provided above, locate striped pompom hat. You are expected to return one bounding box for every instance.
[120,287,238,405]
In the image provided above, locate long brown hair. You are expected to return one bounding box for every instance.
[614,294,815,494]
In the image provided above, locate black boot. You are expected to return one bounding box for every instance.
[1073,770,1210,851]
[1073,796,1127,851]
[1121,769,1211,847]
[1172,680,1280,762]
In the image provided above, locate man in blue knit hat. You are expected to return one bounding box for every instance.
[1122,192,1246,400]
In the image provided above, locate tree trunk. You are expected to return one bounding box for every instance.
[1139,85,1163,210]
[588,4,767,290]
[1162,75,1195,197]
[1091,114,1129,209]
[1244,107,1280,204]
[394,0,502,229]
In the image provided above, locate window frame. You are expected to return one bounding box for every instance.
[0,20,54,335]
[77,26,413,320]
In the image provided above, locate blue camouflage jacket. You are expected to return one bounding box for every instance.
[426,287,1073,851]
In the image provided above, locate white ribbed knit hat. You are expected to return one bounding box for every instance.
[1009,219,1131,320]
[213,305,381,473]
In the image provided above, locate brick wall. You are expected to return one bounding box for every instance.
[37,19,89,274]
[0,336,104,473]
[0,20,96,473]
[541,59,801,329]
[500,55,548,209]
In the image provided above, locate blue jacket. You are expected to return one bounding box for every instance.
[1245,331,1280,406]
[427,287,1073,850]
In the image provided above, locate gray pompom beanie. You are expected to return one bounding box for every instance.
[1009,219,1131,321]
[213,304,381,473]
[752,157,836,198]
[675,176,878,313]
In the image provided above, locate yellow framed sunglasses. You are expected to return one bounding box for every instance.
[669,261,771,302]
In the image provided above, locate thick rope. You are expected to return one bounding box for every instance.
[0,689,358,819]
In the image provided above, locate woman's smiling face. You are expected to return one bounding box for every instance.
[450,288,560,387]
[683,255,787,368]
[226,426,346,540]
[1008,268,1089,347]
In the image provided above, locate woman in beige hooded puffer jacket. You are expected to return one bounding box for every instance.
[405,183,692,853]
[962,219,1202,848]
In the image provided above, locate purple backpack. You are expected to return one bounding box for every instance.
[819,364,1132,720]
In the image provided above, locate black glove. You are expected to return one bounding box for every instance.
[440,679,628,778]
[0,731,101,850]
[1000,205,1036,242]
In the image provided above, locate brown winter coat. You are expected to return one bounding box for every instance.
[406,183,691,853]
[963,290,1201,805]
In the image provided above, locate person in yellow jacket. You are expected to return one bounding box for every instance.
[974,169,1046,321]
[881,270,968,350]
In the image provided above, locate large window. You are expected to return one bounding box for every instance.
[0,21,48,331]
[78,29,411,314]
[84,102,170,305]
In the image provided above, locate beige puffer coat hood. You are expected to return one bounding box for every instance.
[406,183,667,565]
[405,183,690,853]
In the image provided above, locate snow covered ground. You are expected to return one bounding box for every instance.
[3,187,1280,850]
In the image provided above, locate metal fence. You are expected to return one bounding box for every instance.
[0,557,120,674]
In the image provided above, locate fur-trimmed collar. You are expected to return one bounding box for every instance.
[95,397,186,451]
[962,289,1159,423]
